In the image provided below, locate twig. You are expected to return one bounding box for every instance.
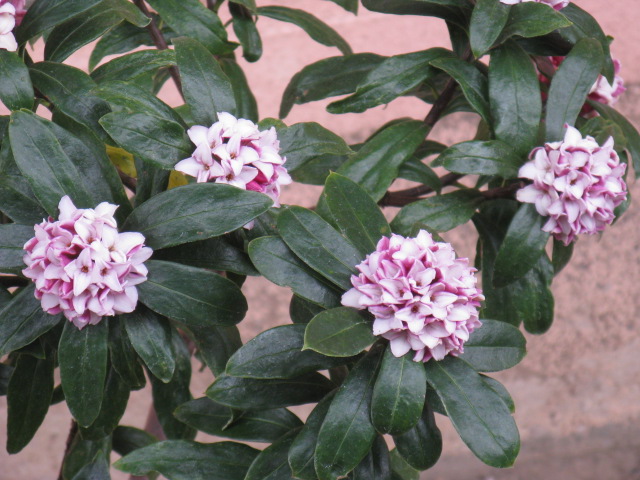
[379,173,463,207]
[132,0,183,95]
[57,421,78,480]
[480,182,522,200]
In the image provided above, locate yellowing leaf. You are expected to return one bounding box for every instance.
[106,145,137,178]
[168,171,189,189]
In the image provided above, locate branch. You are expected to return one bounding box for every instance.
[57,421,78,480]
[379,172,463,207]
[133,0,183,95]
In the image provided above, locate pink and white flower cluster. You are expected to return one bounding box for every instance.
[23,196,152,329]
[517,125,627,245]
[175,112,291,207]
[0,0,24,52]
[341,231,484,363]
[499,0,569,10]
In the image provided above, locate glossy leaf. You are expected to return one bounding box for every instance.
[500,2,572,42]
[391,190,483,235]
[489,41,541,155]
[0,173,48,225]
[430,56,490,122]
[323,173,391,256]
[482,375,515,413]
[328,49,450,114]
[146,0,235,55]
[425,356,519,467]
[0,363,12,396]
[258,6,351,55]
[352,436,391,480]
[470,0,510,58]
[174,37,235,125]
[175,397,302,443]
[278,206,362,290]
[290,295,325,325]
[108,319,146,390]
[552,237,574,275]
[0,51,34,111]
[112,426,158,457]
[91,49,177,84]
[304,307,375,357]
[278,122,352,172]
[188,325,242,376]
[337,120,429,201]
[545,38,604,141]
[219,58,259,121]
[437,140,522,178]
[124,307,175,383]
[371,347,427,436]
[230,3,262,62]
[389,448,419,480]
[458,320,526,372]
[227,324,349,379]
[138,260,247,328]
[315,349,383,480]
[70,453,110,480]
[493,203,549,287]
[58,320,109,427]
[245,429,299,480]
[392,403,442,471]
[207,373,335,410]
[280,54,385,118]
[248,236,342,309]
[0,285,61,357]
[0,224,36,274]
[6,353,54,453]
[323,0,357,13]
[61,437,110,480]
[17,0,103,42]
[115,440,259,480]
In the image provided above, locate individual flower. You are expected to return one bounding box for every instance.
[341,231,484,363]
[517,125,627,245]
[0,0,26,24]
[0,3,17,52]
[22,196,153,329]
[175,112,291,208]
[499,0,569,10]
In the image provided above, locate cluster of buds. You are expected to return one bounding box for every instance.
[517,125,627,245]
[22,196,152,329]
[499,0,569,10]
[175,112,291,207]
[0,0,25,52]
[342,231,484,362]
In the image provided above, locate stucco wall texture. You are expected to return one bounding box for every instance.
[1,1,639,479]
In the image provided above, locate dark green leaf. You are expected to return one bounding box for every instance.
[389,448,419,480]
[108,319,146,390]
[470,0,510,58]
[150,329,196,440]
[227,324,349,379]
[323,173,390,256]
[61,437,110,480]
[458,319,526,372]
[219,58,259,121]
[7,353,54,453]
[0,224,35,274]
[545,38,603,141]
[124,307,175,383]
[430,56,490,122]
[315,349,383,480]
[361,0,467,20]
[174,37,235,125]
[0,51,34,111]
[17,0,103,42]
[393,403,442,471]
[248,236,342,309]
[91,49,176,84]
[138,260,247,328]
[104,0,152,27]
[437,140,521,178]
[112,426,158,457]
[176,397,302,443]
[323,0,357,13]
[278,122,352,172]
[371,347,427,436]
[489,41,541,155]
[258,6,351,55]
[146,0,235,55]
[79,366,130,441]
[499,2,572,42]
[0,285,61,357]
[0,363,13,396]
[304,307,375,357]
[481,375,515,413]
[290,295,325,325]
[29,62,110,137]
[278,206,362,290]
[328,49,450,114]
[58,320,109,427]
[280,54,385,118]
[352,436,391,480]
[230,3,262,63]
[0,173,48,225]
[391,189,482,235]
[189,324,242,376]
[245,429,299,480]
[552,238,574,275]
[70,452,110,480]
[338,120,428,201]
[123,183,272,248]
[207,373,335,410]
[493,203,549,287]
[115,440,259,479]
[425,356,519,467]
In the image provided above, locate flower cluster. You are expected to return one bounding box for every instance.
[175,112,291,207]
[517,125,627,245]
[499,0,569,10]
[341,231,484,362]
[0,1,20,52]
[23,196,152,329]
